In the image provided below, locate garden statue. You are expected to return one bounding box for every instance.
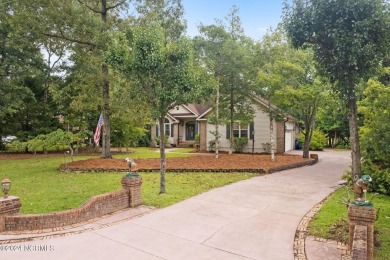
[354,175,372,203]
[124,158,138,177]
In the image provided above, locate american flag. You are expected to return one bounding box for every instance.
[94,113,104,147]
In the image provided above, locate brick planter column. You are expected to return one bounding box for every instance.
[0,196,22,232]
[348,204,376,260]
[121,175,143,207]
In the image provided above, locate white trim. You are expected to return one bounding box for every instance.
[166,113,179,123]
[182,105,198,116]
[197,107,213,120]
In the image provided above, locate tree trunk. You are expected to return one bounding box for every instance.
[101,64,112,158]
[302,103,318,158]
[159,116,166,194]
[215,81,220,159]
[270,115,275,161]
[348,94,361,185]
[69,145,74,162]
[302,137,310,158]
[302,129,314,158]
[100,1,112,159]
[302,116,312,158]
[229,92,234,155]
[268,101,275,161]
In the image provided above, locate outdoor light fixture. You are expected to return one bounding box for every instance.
[1,179,11,199]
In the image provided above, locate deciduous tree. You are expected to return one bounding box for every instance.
[107,22,209,193]
[283,0,390,184]
[193,6,255,154]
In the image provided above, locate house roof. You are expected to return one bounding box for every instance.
[195,95,297,122]
[167,104,211,120]
[252,95,296,121]
[186,104,211,116]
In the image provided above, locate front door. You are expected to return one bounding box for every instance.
[186,122,195,141]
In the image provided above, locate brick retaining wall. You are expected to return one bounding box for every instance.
[348,204,376,260]
[4,190,128,231]
[0,176,143,232]
[351,225,368,260]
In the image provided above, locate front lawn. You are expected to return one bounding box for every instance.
[308,187,390,259]
[0,148,257,214]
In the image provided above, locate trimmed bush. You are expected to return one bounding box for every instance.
[232,137,248,153]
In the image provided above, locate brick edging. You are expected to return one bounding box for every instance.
[293,189,350,260]
[269,154,318,174]
[60,168,266,174]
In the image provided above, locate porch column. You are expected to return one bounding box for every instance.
[199,121,207,151]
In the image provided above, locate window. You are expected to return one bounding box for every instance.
[227,122,254,139]
[164,123,170,136]
[233,122,249,138]
[156,118,172,137]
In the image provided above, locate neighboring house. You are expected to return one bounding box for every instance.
[150,96,298,153]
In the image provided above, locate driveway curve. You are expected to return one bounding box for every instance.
[1,150,350,260]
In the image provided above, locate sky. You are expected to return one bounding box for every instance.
[182,0,287,41]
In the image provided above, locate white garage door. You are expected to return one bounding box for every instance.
[285,132,292,152]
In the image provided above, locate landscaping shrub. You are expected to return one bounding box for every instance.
[299,130,327,150]
[135,131,151,147]
[362,161,390,196]
[155,135,169,147]
[208,140,216,151]
[231,137,248,153]
[262,142,271,153]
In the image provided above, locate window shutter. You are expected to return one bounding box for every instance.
[226,124,230,139]
[156,125,159,137]
[250,122,254,140]
[171,124,174,137]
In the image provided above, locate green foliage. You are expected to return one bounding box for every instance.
[155,135,169,147]
[284,0,389,94]
[359,79,390,195]
[316,90,350,148]
[208,140,216,151]
[284,0,390,177]
[299,130,327,150]
[231,137,248,153]
[193,7,256,152]
[362,162,390,196]
[107,16,211,192]
[262,143,271,153]
[255,29,326,157]
[359,80,390,165]
[195,134,200,145]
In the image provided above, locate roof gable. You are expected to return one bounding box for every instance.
[195,96,296,122]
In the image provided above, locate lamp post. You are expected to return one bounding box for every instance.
[1,179,11,199]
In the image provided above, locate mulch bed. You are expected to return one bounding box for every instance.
[61,154,314,174]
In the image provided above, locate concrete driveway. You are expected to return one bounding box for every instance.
[0,150,350,260]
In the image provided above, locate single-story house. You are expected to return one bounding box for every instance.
[150,96,298,153]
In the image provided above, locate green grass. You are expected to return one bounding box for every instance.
[141,172,257,208]
[0,147,256,214]
[308,187,390,259]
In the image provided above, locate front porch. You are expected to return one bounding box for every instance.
[150,119,199,148]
